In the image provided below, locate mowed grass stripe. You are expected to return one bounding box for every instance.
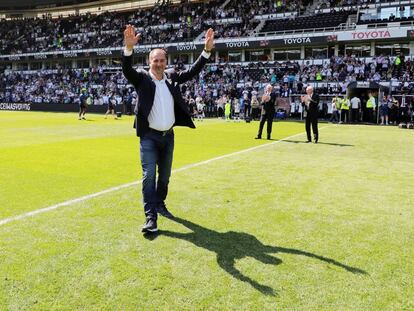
[0,111,304,218]
[0,125,316,227]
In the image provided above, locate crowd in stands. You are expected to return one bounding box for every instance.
[1,0,318,55]
[1,57,414,125]
[2,54,414,120]
[224,0,310,17]
[191,53,413,95]
[0,66,126,105]
[3,0,414,54]
[325,0,401,9]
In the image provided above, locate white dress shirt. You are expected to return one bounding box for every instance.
[147,71,175,131]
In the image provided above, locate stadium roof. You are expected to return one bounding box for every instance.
[0,0,127,11]
[1,0,91,10]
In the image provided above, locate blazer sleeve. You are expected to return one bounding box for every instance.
[122,54,144,86]
[173,54,209,84]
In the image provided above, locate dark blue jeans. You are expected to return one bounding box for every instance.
[140,130,174,219]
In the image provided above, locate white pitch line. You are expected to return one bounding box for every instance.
[0,127,329,227]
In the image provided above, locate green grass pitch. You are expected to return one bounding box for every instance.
[0,111,413,310]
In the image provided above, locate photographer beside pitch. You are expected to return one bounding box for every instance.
[122,24,215,233]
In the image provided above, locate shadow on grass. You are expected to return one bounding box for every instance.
[254,138,278,141]
[282,139,354,147]
[156,217,366,296]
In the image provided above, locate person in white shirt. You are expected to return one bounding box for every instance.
[105,93,118,119]
[350,96,361,123]
[233,97,241,122]
[242,89,251,119]
[250,89,260,120]
[329,97,339,123]
[102,94,109,106]
[122,24,215,233]
[195,96,205,121]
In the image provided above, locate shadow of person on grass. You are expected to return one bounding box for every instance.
[281,139,354,147]
[159,217,366,296]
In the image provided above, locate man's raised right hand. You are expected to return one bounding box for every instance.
[124,24,140,51]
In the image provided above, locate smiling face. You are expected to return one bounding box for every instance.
[149,49,167,79]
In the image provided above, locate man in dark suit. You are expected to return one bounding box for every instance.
[301,86,319,143]
[122,24,215,233]
[255,84,276,140]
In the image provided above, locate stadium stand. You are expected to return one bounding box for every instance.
[0,0,313,54]
[1,0,414,124]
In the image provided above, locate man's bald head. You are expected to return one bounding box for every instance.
[306,86,313,96]
[149,48,167,62]
[265,84,273,93]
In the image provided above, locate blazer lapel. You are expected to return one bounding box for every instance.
[165,79,178,105]
[165,79,174,95]
[142,78,157,118]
